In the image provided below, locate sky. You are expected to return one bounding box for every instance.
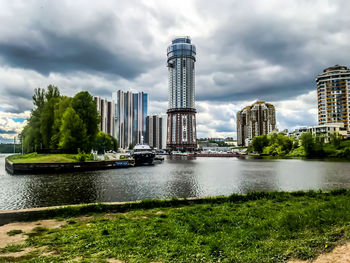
[1,0,350,142]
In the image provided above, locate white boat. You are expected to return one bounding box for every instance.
[132,144,155,165]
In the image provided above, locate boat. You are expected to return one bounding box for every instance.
[132,144,155,165]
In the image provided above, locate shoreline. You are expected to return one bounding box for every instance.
[0,189,347,225]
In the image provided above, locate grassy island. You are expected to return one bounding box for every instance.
[1,190,350,262]
[7,153,80,163]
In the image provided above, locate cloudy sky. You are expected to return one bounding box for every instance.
[0,0,349,142]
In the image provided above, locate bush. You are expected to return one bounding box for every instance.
[74,149,93,162]
[334,147,350,159]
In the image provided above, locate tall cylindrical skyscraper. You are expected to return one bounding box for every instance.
[166,36,197,151]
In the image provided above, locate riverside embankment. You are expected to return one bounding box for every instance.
[1,190,350,262]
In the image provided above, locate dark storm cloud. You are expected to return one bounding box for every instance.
[0,2,159,79]
[0,31,151,78]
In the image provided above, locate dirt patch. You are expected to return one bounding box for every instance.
[0,219,66,248]
[0,246,35,258]
[106,259,124,263]
[0,245,55,258]
[155,211,164,214]
[289,242,350,263]
[76,216,93,222]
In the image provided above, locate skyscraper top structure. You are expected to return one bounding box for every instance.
[166,36,197,151]
[236,101,276,146]
[316,65,350,131]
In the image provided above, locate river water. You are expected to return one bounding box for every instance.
[1,154,350,210]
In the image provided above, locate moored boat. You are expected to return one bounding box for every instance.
[132,144,155,165]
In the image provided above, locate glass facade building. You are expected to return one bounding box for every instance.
[166,36,197,151]
[113,90,148,149]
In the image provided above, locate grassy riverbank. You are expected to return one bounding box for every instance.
[7,153,80,163]
[1,190,350,262]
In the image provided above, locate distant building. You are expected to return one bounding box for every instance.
[145,114,167,149]
[236,101,276,146]
[289,123,347,143]
[316,65,350,131]
[112,90,148,149]
[166,36,197,151]
[94,97,115,137]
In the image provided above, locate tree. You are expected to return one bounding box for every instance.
[58,107,87,152]
[300,132,314,156]
[40,86,61,148]
[72,92,100,151]
[330,132,342,149]
[51,96,72,148]
[21,87,100,153]
[95,131,118,152]
[251,135,269,154]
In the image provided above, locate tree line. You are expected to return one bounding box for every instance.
[21,85,117,153]
[250,132,350,158]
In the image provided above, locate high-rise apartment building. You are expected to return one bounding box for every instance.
[145,114,167,149]
[94,96,115,137]
[112,90,148,149]
[236,101,276,146]
[316,65,350,131]
[166,36,197,151]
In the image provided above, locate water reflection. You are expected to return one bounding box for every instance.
[1,155,350,210]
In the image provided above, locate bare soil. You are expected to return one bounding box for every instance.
[289,242,350,263]
[0,219,66,248]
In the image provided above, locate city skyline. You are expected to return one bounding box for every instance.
[1,0,350,142]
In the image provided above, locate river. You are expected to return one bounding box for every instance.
[1,154,350,210]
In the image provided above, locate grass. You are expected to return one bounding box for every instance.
[6,230,23,236]
[0,244,25,254]
[7,153,79,163]
[1,190,350,262]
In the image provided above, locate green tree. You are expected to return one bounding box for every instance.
[22,87,46,152]
[251,135,269,154]
[95,131,118,152]
[50,96,73,148]
[72,92,100,151]
[330,132,342,149]
[40,85,61,148]
[58,107,87,152]
[300,132,315,156]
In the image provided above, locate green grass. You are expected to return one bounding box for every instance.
[7,153,79,163]
[0,244,25,254]
[6,230,23,236]
[2,190,350,262]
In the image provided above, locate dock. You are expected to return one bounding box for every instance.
[5,158,135,175]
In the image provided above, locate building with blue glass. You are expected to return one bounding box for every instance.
[112,90,148,149]
[167,36,197,150]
